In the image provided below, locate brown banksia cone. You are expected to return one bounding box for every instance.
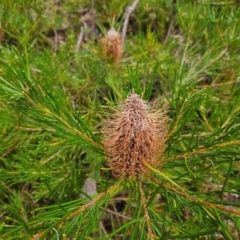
[102,28,123,63]
[102,92,168,178]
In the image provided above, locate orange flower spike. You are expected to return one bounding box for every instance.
[103,93,168,178]
[102,28,123,63]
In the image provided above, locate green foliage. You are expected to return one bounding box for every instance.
[1,0,240,239]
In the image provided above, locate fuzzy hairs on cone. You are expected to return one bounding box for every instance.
[102,92,168,178]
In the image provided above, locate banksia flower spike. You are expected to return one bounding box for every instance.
[102,92,168,178]
[102,28,123,63]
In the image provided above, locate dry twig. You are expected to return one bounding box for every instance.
[121,0,140,45]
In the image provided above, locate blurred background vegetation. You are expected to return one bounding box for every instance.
[0,0,240,239]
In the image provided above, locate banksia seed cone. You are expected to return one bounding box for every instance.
[102,28,123,63]
[102,93,168,178]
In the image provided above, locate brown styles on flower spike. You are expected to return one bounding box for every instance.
[102,28,123,63]
[102,92,168,178]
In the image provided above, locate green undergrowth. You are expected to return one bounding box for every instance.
[0,0,240,239]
